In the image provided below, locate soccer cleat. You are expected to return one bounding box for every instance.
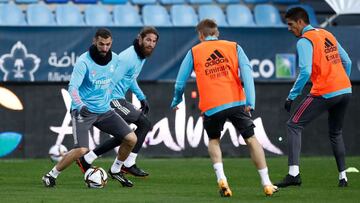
[338,179,348,187]
[121,164,149,177]
[275,174,302,188]
[218,179,232,197]
[263,185,279,196]
[42,174,56,187]
[108,169,134,187]
[76,157,91,174]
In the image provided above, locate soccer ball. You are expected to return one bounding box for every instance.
[48,144,68,162]
[84,167,108,188]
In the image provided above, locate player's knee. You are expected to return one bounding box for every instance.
[124,132,137,146]
[72,147,89,157]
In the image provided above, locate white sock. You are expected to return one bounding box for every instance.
[213,162,227,182]
[84,151,98,164]
[339,170,347,181]
[289,165,299,177]
[49,166,61,178]
[258,167,272,186]
[124,152,138,168]
[111,158,124,173]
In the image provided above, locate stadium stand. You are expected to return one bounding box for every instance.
[160,0,185,4]
[27,3,56,25]
[170,5,198,26]
[113,4,142,26]
[216,0,240,4]
[188,0,212,5]
[254,4,286,27]
[84,5,112,25]
[198,4,228,27]
[56,4,84,25]
[0,2,26,25]
[73,0,97,4]
[131,0,156,5]
[272,0,299,4]
[226,4,256,27]
[45,0,69,3]
[15,0,38,3]
[142,5,172,26]
[243,0,269,3]
[101,0,127,4]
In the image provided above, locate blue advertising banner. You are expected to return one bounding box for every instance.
[0,27,359,82]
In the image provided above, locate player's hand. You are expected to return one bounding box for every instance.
[172,106,179,111]
[244,106,252,113]
[284,99,293,113]
[140,100,150,115]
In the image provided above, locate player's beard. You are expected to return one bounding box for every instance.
[140,44,154,57]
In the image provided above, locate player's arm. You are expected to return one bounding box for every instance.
[68,60,87,110]
[130,80,146,101]
[237,45,255,110]
[287,38,312,101]
[170,50,194,109]
[337,41,352,76]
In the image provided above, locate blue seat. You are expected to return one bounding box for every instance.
[0,3,26,25]
[226,5,255,27]
[131,0,156,4]
[216,0,240,4]
[73,0,97,4]
[27,4,56,26]
[160,0,185,4]
[15,0,38,3]
[56,4,84,26]
[101,0,127,4]
[142,5,172,26]
[287,4,318,26]
[171,5,198,26]
[243,0,269,3]
[188,0,212,4]
[254,4,285,27]
[84,5,112,26]
[0,0,9,3]
[113,5,142,26]
[45,0,69,3]
[273,0,299,4]
[198,5,228,27]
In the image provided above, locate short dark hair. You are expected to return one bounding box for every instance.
[139,26,159,41]
[285,7,310,24]
[95,28,112,39]
[196,19,219,37]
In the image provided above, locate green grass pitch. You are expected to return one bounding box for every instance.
[0,157,359,203]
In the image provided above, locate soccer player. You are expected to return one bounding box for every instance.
[42,28,137,187]
[275,7,352,188]
[76,27,159,179]
[170,19,278,197]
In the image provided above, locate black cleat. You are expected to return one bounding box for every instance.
[76,157,91,174]
[121,164,149,177]
[338,179,348,187]
[275,174,302,188]
[42,174,56,187]
[108,169,134,187]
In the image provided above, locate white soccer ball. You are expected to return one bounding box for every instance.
[48,144,68,162]
[84,167,108,188]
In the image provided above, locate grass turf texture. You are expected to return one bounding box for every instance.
[0,157,359,203]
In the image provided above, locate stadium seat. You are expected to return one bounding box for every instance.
[85,5,112,26]
[0,3,26,25]
[160,0,185,5]
[15,0,38,3]
[216,0,240,4]
[171,5,198,26]
[113,5,142,26]
[243,0,269,3]
[273,0,299,4]
[73,0,97,4]
[131,0,156,4]
[188,0,212,4]
[198,5,228,27]
[27,4,56,26]
[226,4,255,27]
[45,0,69,3]
[101,0,127,4]
[287,4,319,26]
[0,0,9,3]
[56,4,84,26]
[142,5,172,26]
[254,4,285,27]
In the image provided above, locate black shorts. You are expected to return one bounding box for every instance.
[203,105,255,140]
[71,109,132,148]
[111,99,142,123]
